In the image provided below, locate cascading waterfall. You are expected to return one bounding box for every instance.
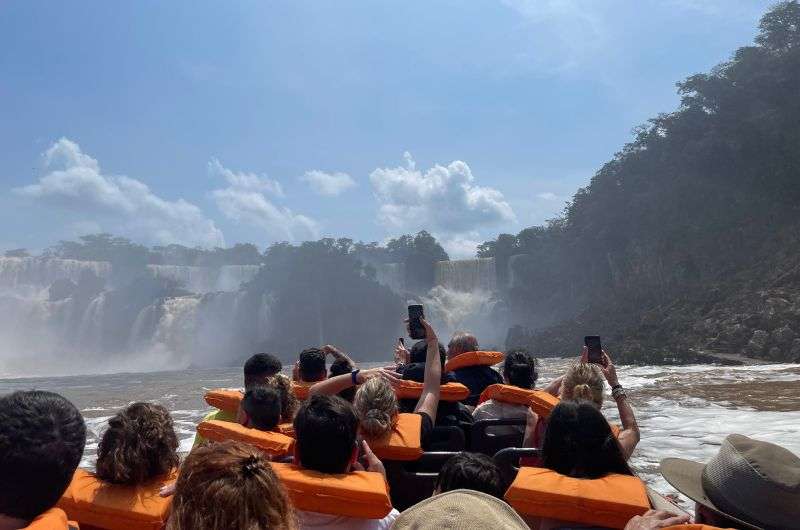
[434,258,496,293]
[0,257,111,289]
[375,262,406,293]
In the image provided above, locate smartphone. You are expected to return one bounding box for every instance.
[398,337,405,346]
[408,304,426,340]
[584,336,603,364]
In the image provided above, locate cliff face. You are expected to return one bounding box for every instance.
[489,2,800,363]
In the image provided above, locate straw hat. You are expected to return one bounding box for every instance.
[391,489,528,529]
[660,434,800,530]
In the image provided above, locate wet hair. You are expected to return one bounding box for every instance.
[436,452,506,498]
[241,387,282,431]
[96,402,179,485]
[447,332,479,357]
[243,353,282,389]
[294,395,358,474]
[542,400,633,479]
[0,390,86,521]
[561,362,605,407]
[354,377,398,439]
[263,374,297,422]
[298,348,326,382]
[503,350,538,389]
[330,357,356,402]
[167,440,296,530]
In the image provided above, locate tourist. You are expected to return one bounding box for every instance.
[292,394,399,529]
[193,352,283,447]
[0,390,86,529]
[434,452,506,499]
[329,357,356,402]
[96,402,179,485]
[473,350,537,436]
[541,400,633,478]
[660,433,800,530]
[294,348,327,383]
[237,386,282,432]
[392,489,528,530]
[447,331,502,406]
[167,440,297,530]
[308,317,441,450]
[534,348,640,459]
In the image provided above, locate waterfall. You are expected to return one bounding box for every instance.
[0,257,110,288]
[434,258,496,292]
[375,262,405,293]
[146,264,260,293]
[215,265,260,291]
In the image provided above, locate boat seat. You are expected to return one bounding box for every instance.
[428,425,466,452]
[385,451,460,511]
[493,447,539,486]
[470,418,525,456]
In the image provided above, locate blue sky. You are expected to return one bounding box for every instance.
[0,0,768,257]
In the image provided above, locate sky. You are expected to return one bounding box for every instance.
[0,0,769,257]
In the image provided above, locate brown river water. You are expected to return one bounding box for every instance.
[2,358,799,510]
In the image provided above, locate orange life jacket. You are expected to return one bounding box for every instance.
[203,388,241,413]
[292,381,313,400]
[393,380,470,401]
[444,350,504,372]
[366,413,423,461]
[23,508,71,530]
[196,420,294,456]
[478,384,560,418]
[270,462,393,519]
[57,469,175,530]
[505,467,649,529]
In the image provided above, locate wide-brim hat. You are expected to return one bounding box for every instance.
[660,434,800,530]
[391,489,528,529]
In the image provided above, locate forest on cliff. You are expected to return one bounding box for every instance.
[480,1,800,363]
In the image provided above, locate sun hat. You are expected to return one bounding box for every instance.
[660,434,800,530]
[391,489,528,529]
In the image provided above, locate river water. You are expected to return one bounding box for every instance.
[1,358,798,510]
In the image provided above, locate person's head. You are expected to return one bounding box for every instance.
[330,357,356,402]
[661,433,800,530]
[447,332,479,359]
[298,348,327,382]
[96,402,179,485]
[243,353,282,390]
[409,340,447,366]
[354,377,398,439]
[293,395,358,474]
[502,350,538,389]
[542,400,632,479]
[0,390,86,522]
[240,387,282,431]
[392,490,528,530]
[435,452,505,499]
[167,440,296,530]
[261,373,297,422]
[560,362,604,407]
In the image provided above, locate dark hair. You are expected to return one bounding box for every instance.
[329,357,356,402]
[241,387,282,431]
[503,350,538,389]
[542,400,633,478]
[293,395,357,474]
[436,452,505,498]
[167,440,297,530]
[409,340,447,366]
[0,390,86,520]
[96,402,179,485]
[298,348,326,382]
[244,353,282,389]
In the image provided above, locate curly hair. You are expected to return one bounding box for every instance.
[95,402,179,485]
[167,440,297,530]
[560,362,605,408]
[264,374,297,423]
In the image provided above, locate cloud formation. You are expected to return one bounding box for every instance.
[536,192,558,201]
[369,152,516,236]
[14,138,225,247]
[210,160,318,242]
[300,169,356,196]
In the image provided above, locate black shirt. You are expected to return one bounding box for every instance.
[452,365,503,407]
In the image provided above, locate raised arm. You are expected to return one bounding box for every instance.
[414,318,441,419]
[322,344,357,368]
[600,351,640,460]
[308,368,381,396]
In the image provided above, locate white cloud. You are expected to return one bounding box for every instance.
[440,234,483,259]
[369,152,516,236]
[210,160,318,242]
[13,138,225,248]
[300,170,356,196]
[536,192,558,201]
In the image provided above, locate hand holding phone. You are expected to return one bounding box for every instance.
[584,336,603,364]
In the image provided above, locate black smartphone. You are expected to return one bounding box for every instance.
[408,304,426,340]
[584,335,603,364]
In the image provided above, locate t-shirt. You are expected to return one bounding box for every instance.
[472,399,527,436]
[296,508,399,530]
[192,408,237,447]
[452,365,503,407]
[417,411,434,449]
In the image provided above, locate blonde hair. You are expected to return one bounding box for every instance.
[263,374,297,423]
[354,377,398,438]
[561,362,604,407]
